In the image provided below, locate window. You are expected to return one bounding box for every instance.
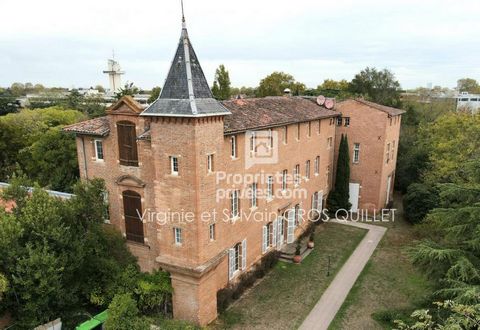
[314,156,320,175]
[297,123,301,140]
[251,183,257,208]
[305,160,310,180]
[231,136,237,158]
[329,118,334,125]
[312,192,318,210]
[231,190,240,219]
[327,137,333,149]
[308,122,311,137]
[234,243,242,271]
[294,204,300,225]
[283,126,288,144]
[294,164,300,186]
[250,132,256,153]
[386,143,391,163]
[122,190,144,243]
[268,129,273,148]
[344,117,350,127]
[207,154,214,173]
[170,156,179,175]
[336,117,342,126]
[353,143,360,163]
[263,222,276,253]
[174,227,182,245]
[267,176,273,200]
[209,223,216,241]
[117,121,138,166]
[94,140,104,161]
[282,170,288,191]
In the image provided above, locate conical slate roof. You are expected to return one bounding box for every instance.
[142,21,230,117]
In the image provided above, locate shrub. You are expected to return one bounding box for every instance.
[136,270,173,315]
[104,293,150,330]
[217,287,234,312]
[403,183,439,224]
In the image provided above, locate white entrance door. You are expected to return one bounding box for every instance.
[386,175,392,205]
[349,183,360,212]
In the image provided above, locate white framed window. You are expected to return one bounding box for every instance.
[231,135,237,158]
[262,221,277,253]
[386,143,391,163]
[231,190,240,219]
[312,192,318,210]
[268,129,273,149]
[283,126,288,144]
[207,154,214,173]
[294,164,300,186]
[282,170,287,191]
[267,176,273,200]
[174,227,182,245]
[336,117,342,126]
[249,131,256,153]
[353,143,360,163]
[327,137,333,149]
[94,139,104,161]
[344,117,350,127]
[251,183,257,208]
[170,156,179,175]
[229,239,247,279]
[314,156,320,175]
[392,141,396,160]
[209,223,216,241]
[305,160,310,180]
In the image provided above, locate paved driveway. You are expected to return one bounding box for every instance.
[299,220,387,330]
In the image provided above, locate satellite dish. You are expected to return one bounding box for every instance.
[325,98,335,109]
[316,95,326,106]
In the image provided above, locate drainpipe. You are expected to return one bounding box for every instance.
[81,136,89,180]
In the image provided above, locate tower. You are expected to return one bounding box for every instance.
[103,58,125,94]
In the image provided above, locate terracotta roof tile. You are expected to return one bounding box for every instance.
[222,97,340,134]
[337,99,406,116]
[63,116,110,136]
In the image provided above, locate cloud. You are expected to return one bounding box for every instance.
[0,0,479,89]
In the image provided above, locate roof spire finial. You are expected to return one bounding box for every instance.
[181,0,186,28]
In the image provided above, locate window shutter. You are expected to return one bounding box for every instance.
[262,225,267,254]
[123,190,144,243]
[277,217,283,249]
[228,248,235,280]
[272,219,277,247]
[287,210,295,243]
[299,205,303,224]
[242,239,247,270]
[318,191,323,211]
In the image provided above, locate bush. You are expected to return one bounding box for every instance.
[217,287,234,312]
[136,270,173,315]
[403,183,439,224]
[104,293,150,330]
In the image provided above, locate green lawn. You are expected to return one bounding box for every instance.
[328,195,433,329]
[212,222,367,330]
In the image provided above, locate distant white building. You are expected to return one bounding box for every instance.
[103,59,124,95]
[456,92,480,114]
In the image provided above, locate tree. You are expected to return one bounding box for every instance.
[147,86,161,103]
[105,294,150,330]
[115,82,139,100]
[394,301,480,329]
[66,89,82,109]
[0,180,141,328]
[0,97,18,116]
[212,65,231,100]
[230,86,256,98]
[403,183,439,224]
[256,72,305,97]
[457,78,480,94]
[95,85,106,93]
[349,67,401,106]
[327,134,351,213]
[10,82,25,97]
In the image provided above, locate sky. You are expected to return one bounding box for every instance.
[1,0,479,90]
